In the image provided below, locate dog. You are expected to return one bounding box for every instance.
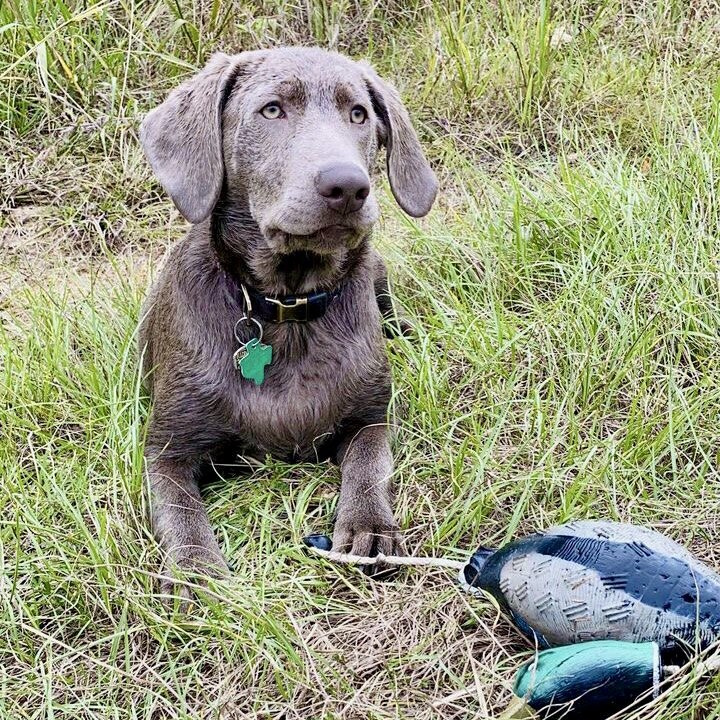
[138,47,437,596]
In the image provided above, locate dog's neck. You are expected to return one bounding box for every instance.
[210,198,369,296]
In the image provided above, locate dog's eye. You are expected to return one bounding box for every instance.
[350,106,367,124]
[260,103,284,120]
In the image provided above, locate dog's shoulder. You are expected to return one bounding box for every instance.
[138,225,237,388]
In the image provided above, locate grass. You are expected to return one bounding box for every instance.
[2,0,720,717]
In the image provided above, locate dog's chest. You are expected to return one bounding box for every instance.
[226,305,386,458]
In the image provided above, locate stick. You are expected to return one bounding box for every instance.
[306,546,466,570]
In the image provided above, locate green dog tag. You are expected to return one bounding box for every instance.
[237,338,273,385]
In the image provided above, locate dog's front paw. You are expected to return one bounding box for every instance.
[158,544,229,609]
[332,504,404,579]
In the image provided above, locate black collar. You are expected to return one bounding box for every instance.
[242,282,342,323]
[223,271,341,323]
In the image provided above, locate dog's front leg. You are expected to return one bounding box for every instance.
[146,453,228,599]
[332,425,403,576]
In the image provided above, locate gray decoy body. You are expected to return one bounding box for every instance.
[303,520,720,719]
[460,520,720,653]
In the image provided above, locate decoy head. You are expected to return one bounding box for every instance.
[461,546,495,591]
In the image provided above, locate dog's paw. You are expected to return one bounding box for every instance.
[331,507,404,580]
[158,546,229,610]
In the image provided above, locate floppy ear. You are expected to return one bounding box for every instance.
[361,65,438,218]
[140,52,247,224]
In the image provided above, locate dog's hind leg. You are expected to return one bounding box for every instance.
[370,251,413,338]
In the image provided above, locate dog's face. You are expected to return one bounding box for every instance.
[140,48,437,255]
[224,49,381,254]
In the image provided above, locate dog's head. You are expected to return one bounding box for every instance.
[140,47,437,255]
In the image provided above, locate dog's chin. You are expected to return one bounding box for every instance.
[265,224,368,255]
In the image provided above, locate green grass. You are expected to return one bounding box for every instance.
[3,0,720,717]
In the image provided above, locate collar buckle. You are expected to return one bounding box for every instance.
[266,295,309,322]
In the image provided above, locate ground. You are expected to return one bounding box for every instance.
[2,1,720,718]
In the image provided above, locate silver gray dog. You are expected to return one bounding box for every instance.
[139,46,437,597]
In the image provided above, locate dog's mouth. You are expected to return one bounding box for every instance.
[268,224,364,254]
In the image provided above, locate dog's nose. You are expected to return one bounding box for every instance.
[314,163,370,214]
